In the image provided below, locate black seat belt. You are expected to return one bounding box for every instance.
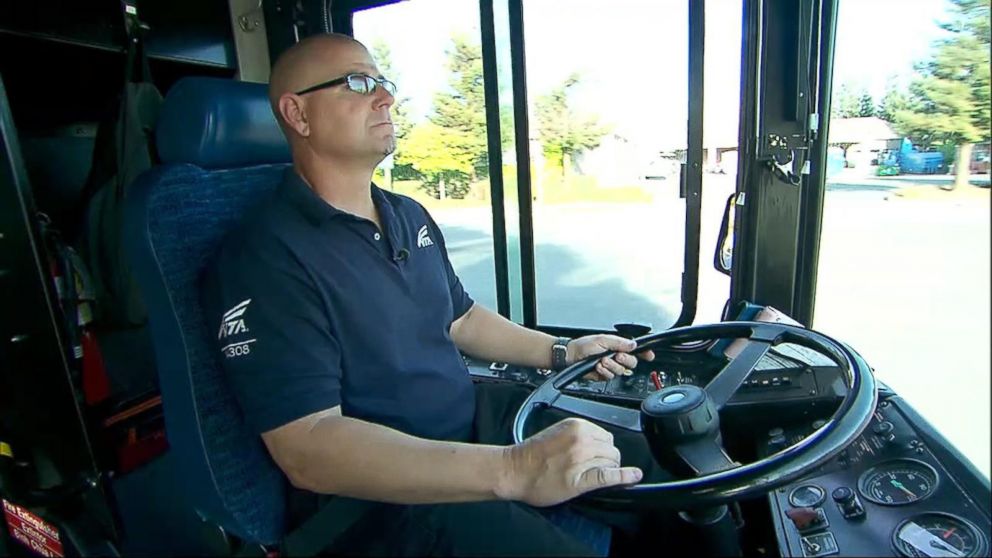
[280,497,378,556]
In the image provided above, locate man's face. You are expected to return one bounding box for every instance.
[298,41,396,164]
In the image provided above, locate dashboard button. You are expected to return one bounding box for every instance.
[800,532,839,557]
[872,421,894,435]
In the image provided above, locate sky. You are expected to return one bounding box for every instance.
[353,0,953,151]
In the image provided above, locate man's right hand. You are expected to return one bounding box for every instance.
[498,418,643,507]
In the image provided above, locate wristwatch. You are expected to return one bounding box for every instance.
[551,337,571,371]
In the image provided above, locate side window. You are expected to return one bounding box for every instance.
[815,0,991,478]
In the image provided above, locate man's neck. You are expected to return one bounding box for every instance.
[295,154,378,221]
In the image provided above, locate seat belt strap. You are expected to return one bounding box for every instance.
[280,497,378,556]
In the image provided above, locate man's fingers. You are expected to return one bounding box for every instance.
[613,352,638,369]
[600,356,629,377]
[577,420,615,446]
[595,362,616,380]
[598,335,637,352]
[638,349,656,362]
[577,463,644,491]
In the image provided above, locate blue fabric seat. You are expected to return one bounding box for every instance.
[125,76,292,546]
[125,75,611,555]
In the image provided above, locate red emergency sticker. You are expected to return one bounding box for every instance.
[2,499,64,558]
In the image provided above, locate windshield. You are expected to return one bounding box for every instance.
[354,0,739,332]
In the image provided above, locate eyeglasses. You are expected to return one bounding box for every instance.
[294,73,397,97]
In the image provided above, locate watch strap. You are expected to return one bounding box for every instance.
[551,337,571,371]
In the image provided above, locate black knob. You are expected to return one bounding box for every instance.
[832,487,854,504]
[613,323,651,339]
[872,421,894,435]
[769,434,788,451]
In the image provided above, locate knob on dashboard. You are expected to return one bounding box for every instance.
[872,421,894,435]
[832,486,866,520]
[832,487,854,504]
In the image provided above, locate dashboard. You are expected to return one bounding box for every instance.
[464,342,847,409]
[764,396,991,557]
[462,351,992,558]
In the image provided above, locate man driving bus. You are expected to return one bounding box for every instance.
[201,32,663,555]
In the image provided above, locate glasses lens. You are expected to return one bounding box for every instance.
[347,74,373,94]
[381,79,397,96]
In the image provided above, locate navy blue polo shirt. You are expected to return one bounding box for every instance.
[200,169,477,442]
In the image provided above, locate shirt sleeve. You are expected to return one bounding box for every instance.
[423,211,475,320]
[200,237,342,435]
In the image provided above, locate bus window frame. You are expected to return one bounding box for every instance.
[326,0,706,335]
[302,0,839,334]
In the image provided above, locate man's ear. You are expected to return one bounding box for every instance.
[278,94,310,137]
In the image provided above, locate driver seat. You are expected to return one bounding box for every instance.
[124,76,371,555]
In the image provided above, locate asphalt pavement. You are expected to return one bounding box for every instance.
[430,171,990,479]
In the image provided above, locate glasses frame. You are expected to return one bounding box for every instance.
[294,73,397,97]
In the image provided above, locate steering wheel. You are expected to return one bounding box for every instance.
[512,321,878,510]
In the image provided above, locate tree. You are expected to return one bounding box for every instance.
[402,35,488,199]
[876,78,909,123]
[831,83,861,118]
[402,123,474,199]
[893,0,990,189]
[832,83,875,118]
[857,92,876,117]
[535,73,610,178]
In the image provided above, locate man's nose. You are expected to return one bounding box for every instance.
[373,86,395,109]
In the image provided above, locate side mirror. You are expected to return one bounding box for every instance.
[713,193,737,276]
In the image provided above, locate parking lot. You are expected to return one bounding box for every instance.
[432,170,991,478]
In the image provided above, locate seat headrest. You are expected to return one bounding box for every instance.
[156,77,291,169]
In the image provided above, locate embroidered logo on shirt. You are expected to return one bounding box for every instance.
[218,299,255,358]
[417,225,435,248]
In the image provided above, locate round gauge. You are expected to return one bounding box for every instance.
[789,484,826,508]
[893,513,988,557]
[858,459,938,505]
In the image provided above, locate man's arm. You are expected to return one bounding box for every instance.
[262,406,641,507]
[450,304,650,378]
[449,304,560,369]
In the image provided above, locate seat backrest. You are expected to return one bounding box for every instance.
[125,77,292,545]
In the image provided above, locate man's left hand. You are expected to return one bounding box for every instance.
[566,335,656,380]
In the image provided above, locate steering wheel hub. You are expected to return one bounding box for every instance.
[642,385,724,478]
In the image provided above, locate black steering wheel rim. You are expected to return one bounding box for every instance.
[512,321,878,509]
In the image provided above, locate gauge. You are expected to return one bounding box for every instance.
[858,459,938,505]
[789,484,826,508]
[893,513,988,557]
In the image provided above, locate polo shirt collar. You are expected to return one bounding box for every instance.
[280,168,394,227]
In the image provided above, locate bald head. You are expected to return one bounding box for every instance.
[268,33,366,117]
[267,33,396,168]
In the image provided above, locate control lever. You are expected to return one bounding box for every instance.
[613,323,651,339]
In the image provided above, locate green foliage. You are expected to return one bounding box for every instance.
[403,122,473,199]
[892,0,991,147]
[857,92,875,117]
[832,83,875,118]
[401,35,489,199]
[876,79,909,122]
[535,73,610,175]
